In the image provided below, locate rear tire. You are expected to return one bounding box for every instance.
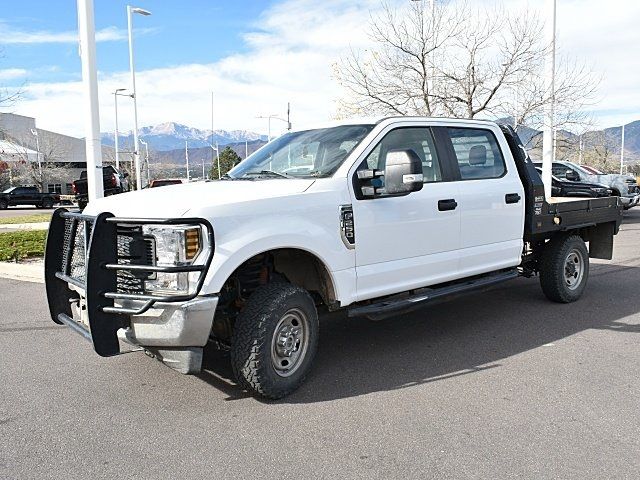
[0,199,7,209]
[42,198,53,209]
[540,234,589,303]
[230,283,319,399]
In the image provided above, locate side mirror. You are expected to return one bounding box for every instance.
[383,149,424,195]
[565,169,579,181]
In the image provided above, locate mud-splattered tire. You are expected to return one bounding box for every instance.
[230,283,319,399]
[540,234,589,303]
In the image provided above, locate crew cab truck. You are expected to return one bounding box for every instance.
[0,186,59,209]
[44,118,623,399]
[73,165,129,210]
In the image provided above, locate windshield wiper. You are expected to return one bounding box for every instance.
[242,170,289,179]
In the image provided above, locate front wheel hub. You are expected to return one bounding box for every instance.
[271,308,309,377]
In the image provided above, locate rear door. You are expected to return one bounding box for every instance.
[349,123,461,301]
[441,126,525,277]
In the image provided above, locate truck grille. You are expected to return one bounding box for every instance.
[60,217,154,293]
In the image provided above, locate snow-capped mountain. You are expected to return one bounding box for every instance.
[101,122,267,151]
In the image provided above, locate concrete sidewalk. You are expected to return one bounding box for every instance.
[0,259,44,283]
[0,222,49,232]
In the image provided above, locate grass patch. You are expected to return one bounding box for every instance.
[0,214,51,225]
[0,230,47,261]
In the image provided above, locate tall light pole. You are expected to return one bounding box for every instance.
[257,112,290,142]
[139,138,149,185]
[113,88,131,171]
[620,124,626,174]
[77,0,104,203]
[185,140,190,181]
[541,0,556,199]
[127,5,151,190]
[30,128,42,188]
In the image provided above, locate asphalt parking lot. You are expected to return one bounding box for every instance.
[1,211,639,479]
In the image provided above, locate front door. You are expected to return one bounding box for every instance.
[349,124,461,301]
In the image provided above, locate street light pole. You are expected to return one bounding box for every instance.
[185,140,190,181]
[113,88,130,171]
[541,0,556,199]
[30,128,42,189]
[620,124,626,174]
[77,0,104,203]
[127,5,151,190]
[139,138,149,185]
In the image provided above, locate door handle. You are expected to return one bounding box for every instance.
[438,199,458,211]
[505,193,521,204]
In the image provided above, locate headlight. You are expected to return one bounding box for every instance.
[142,225,210,295]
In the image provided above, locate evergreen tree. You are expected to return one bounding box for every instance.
[210,146,242,179]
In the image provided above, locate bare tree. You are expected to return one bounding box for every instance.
[4,131,73,190]
[335,1,598,133]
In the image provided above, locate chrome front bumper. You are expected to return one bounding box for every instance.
[117,295,218,347]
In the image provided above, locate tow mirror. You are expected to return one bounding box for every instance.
[357,149,424,198]
[383,149,424,195]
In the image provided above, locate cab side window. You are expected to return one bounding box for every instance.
[447,128,506,180]
[363,127,443,183]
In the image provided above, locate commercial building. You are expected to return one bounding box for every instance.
[0,112,115,194]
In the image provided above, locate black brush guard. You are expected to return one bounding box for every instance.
[44,208,214,357]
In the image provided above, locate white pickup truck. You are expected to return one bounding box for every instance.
[45,117,623,399]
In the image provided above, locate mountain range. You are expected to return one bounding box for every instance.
[101,122,267,151]
[102,119,640,165]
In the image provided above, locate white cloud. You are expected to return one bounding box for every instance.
[0,68,27,80]
[11,0,640,138]
[0,23,151,44]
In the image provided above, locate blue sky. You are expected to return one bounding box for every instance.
[1,0,639,137]
[1,1,270,84]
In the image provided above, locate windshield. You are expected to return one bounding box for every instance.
[2,187,15,193]
[228,124,374,179]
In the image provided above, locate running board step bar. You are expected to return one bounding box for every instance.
[348,269,519,321]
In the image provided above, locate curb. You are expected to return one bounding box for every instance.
[0,260,44,284]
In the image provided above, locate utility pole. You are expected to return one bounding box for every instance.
[185,140,190,181]
[77,0,104,203]
[541,0,556,199]
[245,140,248,159]
[620,124,626,174]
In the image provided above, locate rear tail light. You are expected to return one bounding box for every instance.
[110,174,117,188]
[71,181,77,194]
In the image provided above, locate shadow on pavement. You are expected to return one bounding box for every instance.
[198,261,640,403]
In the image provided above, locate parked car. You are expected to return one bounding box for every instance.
[0,186,59,209]
[72,165,129,210]
[148,178,185,188]
[533,160,640,208]
[534,168,612,198]
[45,118,623,399]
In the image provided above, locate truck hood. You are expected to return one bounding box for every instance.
[83,178,316,218]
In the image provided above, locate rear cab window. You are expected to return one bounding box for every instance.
[446,128,507,180]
